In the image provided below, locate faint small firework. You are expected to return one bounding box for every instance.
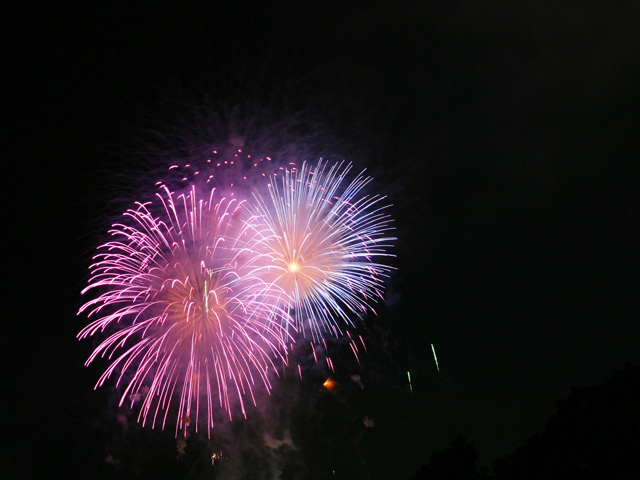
[245,159,396,344]
[78,183,291,436]
[156,149,280,197]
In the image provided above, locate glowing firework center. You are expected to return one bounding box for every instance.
[265,213,344,304]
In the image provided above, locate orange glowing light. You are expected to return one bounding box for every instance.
[323,378,337,391]
[288,262,300,273]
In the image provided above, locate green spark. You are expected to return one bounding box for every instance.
[431,343,440,373]
[204,278,209,317]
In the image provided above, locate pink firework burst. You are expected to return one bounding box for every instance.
[78,184,291,436]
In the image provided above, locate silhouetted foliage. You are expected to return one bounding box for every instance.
[411,436,486,480]
[494,363,640,480]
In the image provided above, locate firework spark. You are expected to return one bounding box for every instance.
[431,343,440,373]
[78,184,291,435]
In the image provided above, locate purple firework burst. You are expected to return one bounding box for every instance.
[78,184,291,436]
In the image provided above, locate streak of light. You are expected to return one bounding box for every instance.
[431,343,440,373]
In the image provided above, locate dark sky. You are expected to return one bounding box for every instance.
[5,1,639,479]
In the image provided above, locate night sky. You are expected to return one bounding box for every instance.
[5,2,639,479]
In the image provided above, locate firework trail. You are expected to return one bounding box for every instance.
[78,157,395,434]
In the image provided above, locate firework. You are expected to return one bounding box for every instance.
[245,160,396,342]
[78,158,395,434]
[78,184,291,435]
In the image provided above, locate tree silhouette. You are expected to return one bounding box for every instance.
[410,436,486,480]
[494,363,640,480]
